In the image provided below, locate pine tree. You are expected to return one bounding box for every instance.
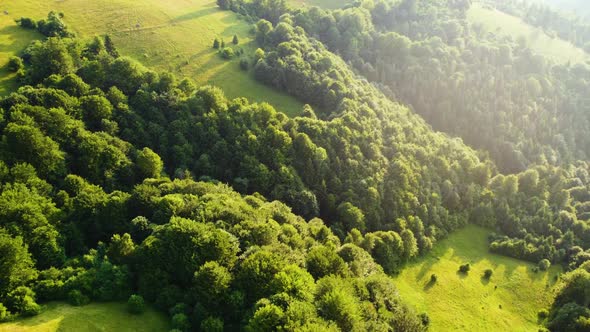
[221,40,225,48]
[232,34,239,45]
[213,38,220,49]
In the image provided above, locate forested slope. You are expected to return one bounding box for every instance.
[1,0,590,331]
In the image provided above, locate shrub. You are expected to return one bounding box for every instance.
[483,269,493,279]
[419,312,430,326]
[7,56,24,72]
[200,316,224,332]
[0,303,9,321]
[538,259,551,271]
[16,17,37,29]
[240,58,249,71]
[171,313,190,332]
[67,289,90,306]
[221,48,234,59]
[538,309,549,319]
[127,294,145,314]
[459,263,470,274]
[232,34,239,45]
[430,274,437,283]
[213,38,220,49]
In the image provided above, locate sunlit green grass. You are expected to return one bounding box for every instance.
[468,3,589,64]
[0,13,40,95]
[393,225,561,331]
[0,302,169,332]
[0,0,304,116]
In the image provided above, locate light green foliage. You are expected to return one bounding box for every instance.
[136,147,163,179]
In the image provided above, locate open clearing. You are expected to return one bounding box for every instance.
[393,225,561,331]
[0,302,169,332]
[468,3,589,64]
[0,0,303,116]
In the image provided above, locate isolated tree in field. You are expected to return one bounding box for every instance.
[459,264,470,274]
[213,38,220,49]
[232,34,239,45]
[538,259,551,271]
[483,269,493,279]
[221,47,234,59]
[127,294,145,314]
[221,39,225,48]
[430,274,437,283]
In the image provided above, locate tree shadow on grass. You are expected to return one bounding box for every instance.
[171,7,218,24]
[423,279,436,291]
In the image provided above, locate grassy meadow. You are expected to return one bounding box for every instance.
[0,302,169,332]
[0,0,304,116]
[468,3,589,64]
[393,225,561,331]
[0,12,39,95]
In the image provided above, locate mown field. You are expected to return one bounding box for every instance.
[393,225,561,331]
[0,302,169,332]
[468,3,589,64]
[0,0,303,116]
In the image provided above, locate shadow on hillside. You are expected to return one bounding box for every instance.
[171,7,217,24]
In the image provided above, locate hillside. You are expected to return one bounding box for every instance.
[0,14,39,95]
[0,0,590,331]
[0,0,303,116]
[468,3,589,64]
[394,225,561,331]
[0,302,169,332]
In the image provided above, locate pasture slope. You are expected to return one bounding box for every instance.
[0,12,39,95]
[393,225,561,332]
[468,3,589,65]
[0,0,303,116]
[0,302,169,332]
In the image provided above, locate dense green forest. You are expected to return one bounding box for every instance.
[1,0,590,331]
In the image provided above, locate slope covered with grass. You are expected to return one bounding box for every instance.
[0,13,39,95]
[393,225,562,331]
[468,3,589,64]
[0,0,303,116]
[0,302,169,332]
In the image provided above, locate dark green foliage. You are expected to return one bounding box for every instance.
[16,17,37,29]
[239,58,249,70]
[484,269,493,279]
[68,289,90,306]
[221,47,235,59]
[539,259,551,271]
[213,38,220,49]
[127,294,145,314]
[459,264,470,274]
[430,274,437,283]
[7,56,24,72]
